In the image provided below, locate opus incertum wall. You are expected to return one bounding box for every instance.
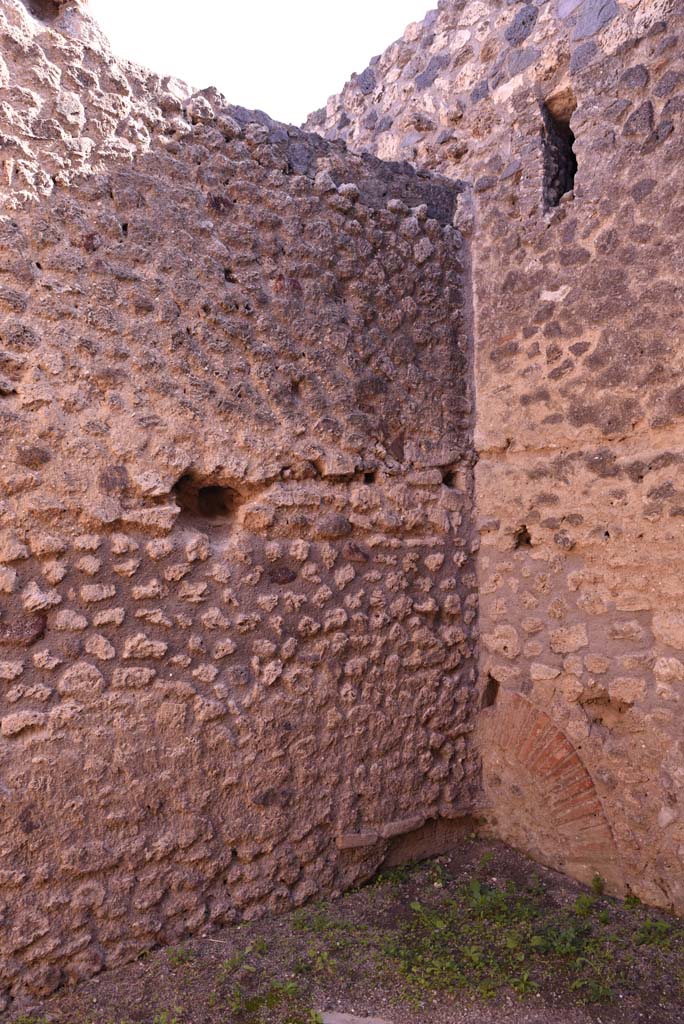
[3,0,684,1009]
[313,0,684,911]
[0,0,479,1006]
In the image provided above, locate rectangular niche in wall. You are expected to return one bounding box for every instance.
[541,91,577,209]
[172,473,240,522]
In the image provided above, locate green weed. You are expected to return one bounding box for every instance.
[165,946,195,968]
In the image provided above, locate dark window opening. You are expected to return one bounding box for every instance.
[25,0,61,20]
[541,102,577,209]
[363,470,377,484]
[482,674,500,709]
[442,469,458,488]
[514,524,532,549]
[173,474,239,520]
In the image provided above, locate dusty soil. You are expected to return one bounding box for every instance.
[10,839,684,1024]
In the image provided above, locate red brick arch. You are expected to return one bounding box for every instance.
[480,691,623,888]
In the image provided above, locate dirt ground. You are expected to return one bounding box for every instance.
[8,839,684,1024]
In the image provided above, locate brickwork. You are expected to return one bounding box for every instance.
[480,691,620,886]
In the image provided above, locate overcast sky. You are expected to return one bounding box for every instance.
[87,0,432,126]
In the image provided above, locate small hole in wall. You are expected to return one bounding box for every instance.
[442,469,458,488]
[120,222,128,238]
[24,0,61,21]
[364,470,377,484]
[541,100,577,209]
[514,524,532,548]
[172,474,240,520]
[482,675,500,709]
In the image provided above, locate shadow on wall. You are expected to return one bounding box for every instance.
[24,0,62,20]
[541,87,578,209]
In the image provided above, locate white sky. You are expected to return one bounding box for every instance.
[87,0,432,126]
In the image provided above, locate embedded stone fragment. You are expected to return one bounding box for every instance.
[0,661,24,681]
[29,533,66,557]
[93,608,125,627]
[483,624,520,659]
[653,612,684,651]
[0,567,18,594]
[33,649,61,671]
[85,634,116,661]
[80,584,116,604]
[1,711,47,737]
[112,666,157,689]
[53,610,88,631]
[549,625,589,654]
[76,556,101,576]
[0,613,47,647]
[22,581,62,612]
[213,639,237,659]
[572,0,617,40]
[611,677,646,705]
[186,533,210,562]
[0,537,29,563]
[530,662,561,681]
[123,634,168,659]
[57,662,106,699]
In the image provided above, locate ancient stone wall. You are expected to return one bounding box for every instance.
[311,0,684,910]
[0,0,478,1005]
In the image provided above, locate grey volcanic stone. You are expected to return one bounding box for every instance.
[415,53,450,90]
[570,40,598,73]
[558,0,584,16]
[505,4,539,45]
[572,0,618,40]
[623,100,654,135]
[356,67,376,95]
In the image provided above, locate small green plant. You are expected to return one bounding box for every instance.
[165,945,195,968]
[477,850,495,873]
[373,863,412,887]
[511,968,539,996]
[572,893,596,918]
[152,1009,184,1024]
[307,945,336,972]
[527,873,546,897]
[429,860,448,887]
[228,978,301,1021]
[570,976,614,1003]
[634,917,672,947]
[591,873,606,897]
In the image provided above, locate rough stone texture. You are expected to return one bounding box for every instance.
[0,0,478,1007]
[310,0,684,912]
[4,0,684,1007]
